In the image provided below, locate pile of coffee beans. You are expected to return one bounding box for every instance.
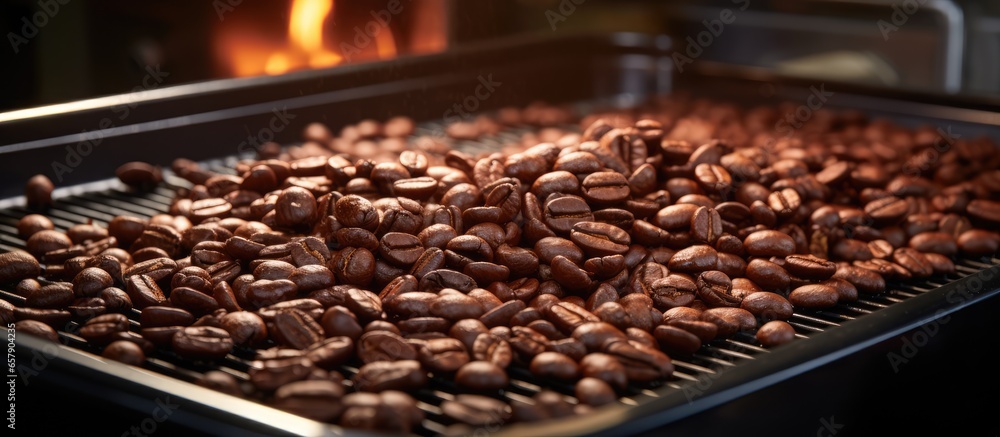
[2,98,999,433]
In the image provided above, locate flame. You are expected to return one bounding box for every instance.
[219,0,426,77]
[263,0,342,74]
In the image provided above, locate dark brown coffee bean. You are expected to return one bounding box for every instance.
[333,247,375,287]
[783,254,836,280]
[418,269,477,292]
[529,351,579,380]
[602,340,673,382]
[908,232,958,256]
[957,230,1000,256]
[690,206,723,244]
[272,309,325,349]
[102,340,147,366]
[169,286,220,316]
[863,196,908,225]
[575,377,617,406]
[550,256,593,293]
[789,284,839,308]
[0,251,41,285]
[653,325,701,356]
[357,331,417,363]
[124,274,166,309]
[416,337,470,372]
[544,195,594,235]
[249,357,315,391]
[353,360,427,393]
[456,361,509,391]
[820,278,858,302]
[756,320,796,347]
[581,172,630,204]
[768,188,801,217]
[431,293,485,320]
[16,214,54,239]
[534,237,585,265]
[578,353,627,390]
[892,248,933,278]
[171,326,233,360]
[271,380,345,422]
[701,307,756,336]
[667,244,718,273]
[25,174,54,208]
[26,230,71,258]
[967,199,1000,224]
[744,230,796,257]
[696,270,740,307]
[745,259,791,292]
[245,279,298,309]
[740,291,793,320]
[653,203,699,230]
[220,311,267,346]
[441,395,512,427]
[570,221,630,257]
[335,195,380,231]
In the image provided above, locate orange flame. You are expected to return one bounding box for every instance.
[264,0,342,75]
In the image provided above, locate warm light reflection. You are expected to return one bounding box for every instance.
[263,0,342,75]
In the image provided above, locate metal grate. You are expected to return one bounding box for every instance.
[1,122,998,436]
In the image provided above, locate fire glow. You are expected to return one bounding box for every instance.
[220,0,407,77]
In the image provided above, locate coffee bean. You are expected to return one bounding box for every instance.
[967,199,1000,224]
[575,377,617,406]
[892,248,933,278]
[756,320,795,347]
[690,206,723,244]
[249,356,315,391]
[579,353,628,390]
[957,230,1000,256]
[441,395,512,427]
[740,291,793,320]
[745,259,791,292]
[456,361,509,391]
[768,188,801,217]
[570,221,630,257]
[0,251,41,285]
[530,351,579,380]
[25,174,54,208]
[16,214,54,238]
[357,331,417,363]
[744,230,796,257]
[667,245,718,273]
[102,340,147,366]
[788,284,839,308]
[353,359,427,393]
[696,270,740,307]
[544,196,594,235]
[581,172,630,204]
[172,326,233,360]
[783,254,836,280]
[416,337,470,372]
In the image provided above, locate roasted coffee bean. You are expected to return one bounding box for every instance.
[892,248,933,278]
[544,196,593,235]
[690,206,723,244]
[740,291,793,320]
[244,279,298,308]
[172,326,234,360]
[431,293,485,320]
[788,284,839,308]
[25,174,54,208]
[667,245,718,273]
[353,360,427,392]
[768,188,801,217]
[575,377,617,406]
[333,247,375,287]
[26,230,71,258]
[653,203,698,230]
[967,199,1000,224]
[419,269,477,292]
[744,230,796,257]
[124,274,166,309]
[821,278,858,302]
[249,357,315,391]
[441,395,512,427]
[701,307,756,336]
[535,237,584,265]
[653,325,701,356]
[602,340,673,382]
[756,320,796,347]
[957,230,1000,256]
[696,270,740,307]
[357,331,417,363]
[116,162,162,189]
[416,337,470,372]
[272,309,325,349]
[102,340,147,366]
[908,232,957,256]
[220,311,268,346]
[783,254,836,280]
[456,361,509,391]
[25,282,74,309]
[578,353,628,390]
[17,214,54,238]
[0,251,41,284]
[78,313,130,346]
[481,300,528,328]
[570,221,630,257]
[581,172,630,204]
[745,259,791,292]
[472,333,514,368]
[864,196,908,225]
[530,351,579,380]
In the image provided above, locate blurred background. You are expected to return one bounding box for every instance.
[1,0,998,112]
